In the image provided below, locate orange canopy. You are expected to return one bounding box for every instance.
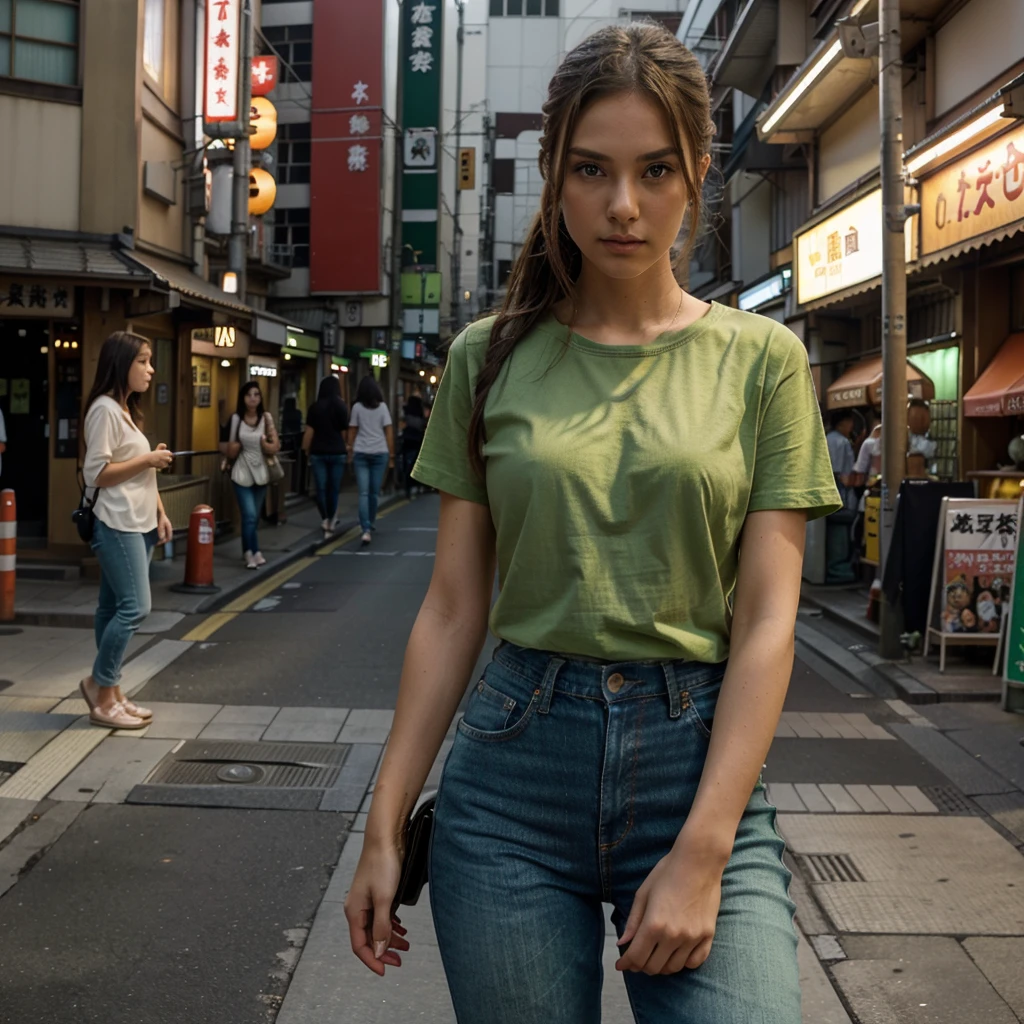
[963,333,1024,417]
[826,356,935,410]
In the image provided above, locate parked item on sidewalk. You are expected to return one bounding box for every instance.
[304,376,350,538]
[80,330,171,730]
[0,407,6,482]
[224,382,281,567]
[344,24,842,1020]
[348,376,394,538]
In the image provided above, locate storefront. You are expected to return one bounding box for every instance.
[280,327,321,435]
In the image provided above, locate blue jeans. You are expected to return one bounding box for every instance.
[430,642,800,1024]
[90,519,157,688]
[233,482,267,554]
[310,453,346,522]
[353,451,388,532]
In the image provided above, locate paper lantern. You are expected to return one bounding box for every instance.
[248,167,277,216]
[249,96,278,151]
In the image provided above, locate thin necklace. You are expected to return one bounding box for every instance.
[571,287,685,341]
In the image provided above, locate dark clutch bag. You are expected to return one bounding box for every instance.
[72,485,100,543]
[390,793,436,917]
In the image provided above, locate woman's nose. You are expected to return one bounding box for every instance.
[607,177,640,224]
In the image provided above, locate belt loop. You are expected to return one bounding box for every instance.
[537,657,564,715]
[663,664,682,719]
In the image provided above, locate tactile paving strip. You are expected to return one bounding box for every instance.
[921,785,983,816]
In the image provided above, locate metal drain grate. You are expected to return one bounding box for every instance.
[921,785,982,816]
[146,740,351,790]
[796,853,866,883]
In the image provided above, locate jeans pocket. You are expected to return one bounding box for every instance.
[457,663,538,743]
[683,666,727,740]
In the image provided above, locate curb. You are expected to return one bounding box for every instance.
[11,492,406,629]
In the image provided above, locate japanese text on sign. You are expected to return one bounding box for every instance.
[204,0,240,123]
[921,124,1024,256]
[408,3,436,74]
[0,277,74,317]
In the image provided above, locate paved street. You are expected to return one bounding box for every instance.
[1,494,1024,1022]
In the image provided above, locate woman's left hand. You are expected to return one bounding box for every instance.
[157,511,173,545]
[615,829,729,976]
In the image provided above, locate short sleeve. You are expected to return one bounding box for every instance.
[412,326,488,505]
[748,332,842,521]
[853,440,872,474]
[83,402,120,488]
[381,404,392,428]
[350,404,361,429]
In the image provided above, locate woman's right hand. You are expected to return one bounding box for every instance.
[344,839,409,975]
[147,443,174,470]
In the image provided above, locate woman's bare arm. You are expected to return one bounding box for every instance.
[364,492,496,846]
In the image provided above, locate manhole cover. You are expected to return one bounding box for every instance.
[921,785,982,816]
[129,740,353,811]
[795,853,866,883]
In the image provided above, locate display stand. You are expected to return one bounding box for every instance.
[923,497,1018,673]
[1001,494,1024,713]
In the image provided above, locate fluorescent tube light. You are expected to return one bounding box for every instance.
[905,105,1007,174]
[762,40,844,135]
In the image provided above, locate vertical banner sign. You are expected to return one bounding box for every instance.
[1001,496,1024,708]
[400,0,443,285]
[203,0,241,124]
[310,1,384,293]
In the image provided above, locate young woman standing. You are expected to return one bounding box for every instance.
[347,376,394,545]
[345,24,842,1023]
[303,375,350,540]
[225,381,281,569]
[80,332,174,729]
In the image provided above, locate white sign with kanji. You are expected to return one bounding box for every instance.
[204,0,241,123]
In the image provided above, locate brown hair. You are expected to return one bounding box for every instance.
[466,22,714,476]
[84,330,151,427]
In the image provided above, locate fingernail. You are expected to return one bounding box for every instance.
[374,940,386,959]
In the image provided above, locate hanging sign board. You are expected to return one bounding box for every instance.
[203,0,241,124]
[251,55,278,97]
[924,498,1018,668]
[1001,495,1024,709]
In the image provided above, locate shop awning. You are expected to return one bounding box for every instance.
[826,356,935,410]
[963,333,1024,417]
[0,233,151,283]
[712,0,777,97]
[124,249,252,316]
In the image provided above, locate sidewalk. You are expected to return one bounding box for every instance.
[801,582,1005,702]
[9,484,399,632]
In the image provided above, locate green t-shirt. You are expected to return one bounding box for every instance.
[413,302,841,663]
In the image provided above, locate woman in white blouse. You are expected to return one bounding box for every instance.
[81,332,174,729]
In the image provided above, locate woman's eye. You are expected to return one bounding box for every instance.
[645,163,673,179]
[576,162,602,177]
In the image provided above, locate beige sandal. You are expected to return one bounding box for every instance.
[121,698,153,720]
[89,701,147,730]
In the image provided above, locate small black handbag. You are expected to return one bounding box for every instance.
[390,793,436,916]
[72,479,100,543]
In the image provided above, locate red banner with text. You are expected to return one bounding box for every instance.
[310,0,383,293]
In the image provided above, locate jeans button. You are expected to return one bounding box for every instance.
[607,672,625,693]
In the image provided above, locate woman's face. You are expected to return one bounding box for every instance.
[245,387,262,411]
[560,91,705,282]
[127,344,154,394]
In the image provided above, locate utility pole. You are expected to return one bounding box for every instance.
[451,0,465,332]
[388,20,406,427]
[878,0,909,658]
[227,1,254,302]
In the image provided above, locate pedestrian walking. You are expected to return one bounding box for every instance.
[224,381,281,569]
[79,331,174,729]
[345,23,840,1024]
[303,375,349,540]
[399,395,426,500]
[347,376,394,545]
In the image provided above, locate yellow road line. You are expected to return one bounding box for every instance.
[182,611,238,642]
[317,526,362,556]
[221,556,319,613]
[378,499,409,519]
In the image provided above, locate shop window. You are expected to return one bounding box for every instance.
[276,121,311,185]
[260,23,311,82]
[273,207,310,269]
[142,0,164,82]
[497,259,513,287]
[0,0,79,86]
[489,0,559,14]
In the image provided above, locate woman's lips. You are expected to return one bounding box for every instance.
[600,238,644,254]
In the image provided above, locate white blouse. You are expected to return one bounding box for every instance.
[83,396,158,533]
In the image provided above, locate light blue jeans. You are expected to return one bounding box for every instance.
[233,482,267,555]
[430,642,800,1024]
[90,519,157,688]
[353,451,388,532]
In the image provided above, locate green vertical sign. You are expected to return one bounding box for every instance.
[400,0,442,274]
[1002,496,1024,711]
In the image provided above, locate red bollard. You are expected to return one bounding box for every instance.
[0,490,14,621]
[170,504,220,594]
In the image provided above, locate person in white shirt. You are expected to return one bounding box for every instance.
[80,332,174,729]
[347,375,395,545]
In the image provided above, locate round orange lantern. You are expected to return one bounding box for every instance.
[248,167,277,216]
[249,96,278,151]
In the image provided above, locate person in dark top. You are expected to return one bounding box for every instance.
[303,375,350,539]
[400,395,427,500]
